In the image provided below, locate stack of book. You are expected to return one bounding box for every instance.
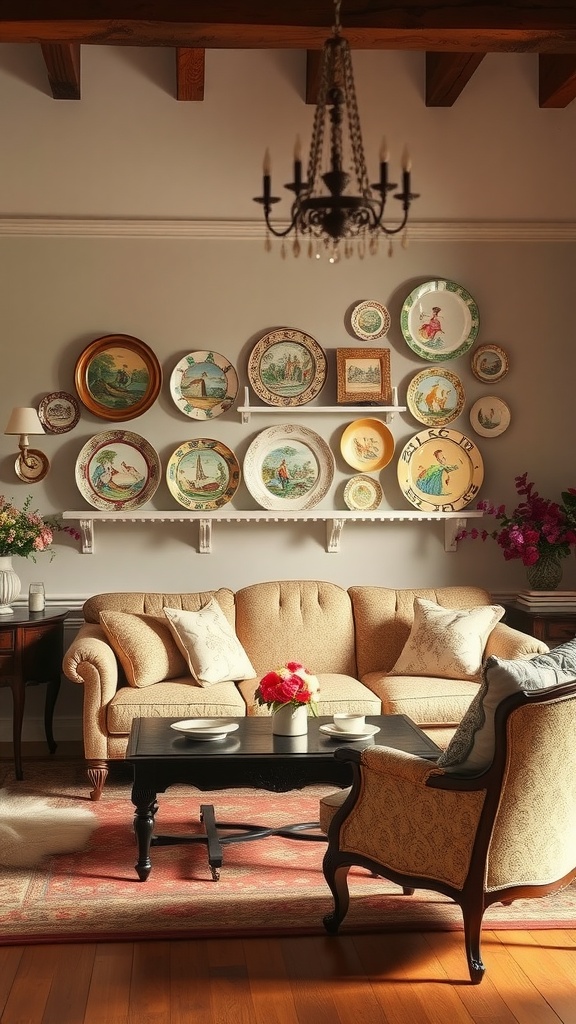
[516,590,576,612]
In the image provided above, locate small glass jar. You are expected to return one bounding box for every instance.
[28,582,45,612]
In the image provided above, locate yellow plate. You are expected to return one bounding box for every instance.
[340,418,395,473]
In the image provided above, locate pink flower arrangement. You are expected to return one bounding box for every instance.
[255,661,320,715]
[0,494,80,561]
[457,473,576,566]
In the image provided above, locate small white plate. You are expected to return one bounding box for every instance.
[170,719,240,739]
[319,723,380,741]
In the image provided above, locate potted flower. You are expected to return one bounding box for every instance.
[0,495,79,613]
[255,661,320,735]
[457,473,576,590]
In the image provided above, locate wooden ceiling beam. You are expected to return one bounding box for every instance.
[426,52,485,106]
[539,54,576,107]
[176,47,205,101]
[40,42,81,99]
[305,51,322,105]
[2,3,576,52]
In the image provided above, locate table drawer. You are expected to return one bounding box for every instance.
[545,620,576,641]
[0,631,15,652]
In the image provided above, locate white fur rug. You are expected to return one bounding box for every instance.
[0,789,98,867]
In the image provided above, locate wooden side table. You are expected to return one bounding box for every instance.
[0,606,70,780]
[502,602,576,646]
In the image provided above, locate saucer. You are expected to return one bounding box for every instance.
[170,719,240,740]
[319,723,380,741]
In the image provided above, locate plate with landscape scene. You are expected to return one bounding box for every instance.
[75,430,161,511]
[469,396,511,438]
[471,344,509,383]
[38,391,80,433]
[396,428,484,512]
[339,418,395,473]
[74,334,162,421]
[166,438,241,511]
[247,328,327,407]
[406,367,465,427]
[350,300,391,341]
[400,279,480,362]
[243,424,334,510]
[169,351,238,420]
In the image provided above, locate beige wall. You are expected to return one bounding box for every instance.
[0,46,574,738]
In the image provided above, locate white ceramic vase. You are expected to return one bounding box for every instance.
[272,703,308,736]
[0,556,21,615]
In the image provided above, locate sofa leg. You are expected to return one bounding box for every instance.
[87,760,108,801]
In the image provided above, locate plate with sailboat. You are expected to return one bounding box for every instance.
[74,334,162,421]
[166,438,241,511]
[169,351,238,420]
[75,430,161,511]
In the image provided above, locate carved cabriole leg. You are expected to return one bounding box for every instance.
[322,857,352,934]
[462,895,486,984]
[87,759,108,801]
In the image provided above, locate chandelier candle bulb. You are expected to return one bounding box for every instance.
[263,149,271,175]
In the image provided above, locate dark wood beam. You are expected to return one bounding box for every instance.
[305,50,322,105]
[426,52,485,106]
[176,47,205,101]
[40,41,80,99]
[1,3,576,53]
[539,54,576,106]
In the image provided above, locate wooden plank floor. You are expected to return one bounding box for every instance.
[0,930,575,1024]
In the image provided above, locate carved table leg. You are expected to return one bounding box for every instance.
[132,783,159,881]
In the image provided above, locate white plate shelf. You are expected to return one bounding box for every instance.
[62,509,483,555]
[237,386,406,423]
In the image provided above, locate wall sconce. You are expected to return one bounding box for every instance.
[4,407,50,482]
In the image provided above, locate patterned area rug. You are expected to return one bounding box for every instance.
[1,758,575,945]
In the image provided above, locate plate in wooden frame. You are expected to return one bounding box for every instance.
[74,334,162,421]
[247,328,327,407]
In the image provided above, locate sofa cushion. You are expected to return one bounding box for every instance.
[238,672,381,717]
[362,671,480,726]
[164,599,256,686]
[99,611,188,688]
[437,638,576,773]
[106,678,247,734]
[390,598,505,682]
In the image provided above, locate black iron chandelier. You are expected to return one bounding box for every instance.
[254,0,419,261]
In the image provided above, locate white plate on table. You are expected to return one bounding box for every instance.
[319,723,380,741]
[170,719,240,741]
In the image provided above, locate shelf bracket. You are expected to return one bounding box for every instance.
[326,517,345,553]
[198,519,212,553]
[79,518,94,554]
[444,517,467,552]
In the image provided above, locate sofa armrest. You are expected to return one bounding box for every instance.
[62,623,119,707]
[484,621,548,661]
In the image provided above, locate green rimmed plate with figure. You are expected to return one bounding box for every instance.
[400,280,479,362]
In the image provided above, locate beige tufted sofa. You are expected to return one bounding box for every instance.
[63,580,547,799]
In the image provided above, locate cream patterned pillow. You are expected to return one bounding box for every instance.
[99,611,189,688]
[390,598,505,682]
[163,599,256,687]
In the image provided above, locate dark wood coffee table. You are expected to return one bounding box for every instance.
[126,714,440,881]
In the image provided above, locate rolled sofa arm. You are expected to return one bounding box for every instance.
[484,621,548,661]
[62,623,119,707]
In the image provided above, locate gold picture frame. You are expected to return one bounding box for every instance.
[336,348,391,405]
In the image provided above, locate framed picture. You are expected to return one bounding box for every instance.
[336,348,391,404]
[74,334,162,421]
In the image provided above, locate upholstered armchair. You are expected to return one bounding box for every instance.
[319,678,576,984]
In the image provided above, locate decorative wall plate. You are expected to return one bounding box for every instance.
[247,328,327,407]
[38,391,80,433]
[340,418,395,472]
[469,397,511,437]
[169,351,238,420]
[400,279,480,362]
[350,300,391,341]
[166,438,240,511]
[15,450,50,483]
[471,344,509,383]
[75,430,161,510]
[397,428,484,511]
[243,424,334,510]
[74,334,162,421]
[406,367,465,427]
[343,474,383,511]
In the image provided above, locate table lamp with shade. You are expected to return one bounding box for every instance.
[4,406,50,482]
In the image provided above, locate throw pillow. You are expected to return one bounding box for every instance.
[437,637,576,774]
[390,598,505,682]
[99,610,188,688]
[163,599,256,686]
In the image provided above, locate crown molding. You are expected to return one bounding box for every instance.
[0,217,575,241]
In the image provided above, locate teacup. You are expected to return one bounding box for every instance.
[332,713,366,733]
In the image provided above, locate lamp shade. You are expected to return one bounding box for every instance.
[4,407,45,436]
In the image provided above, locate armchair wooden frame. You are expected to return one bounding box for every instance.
[322,680,576,984]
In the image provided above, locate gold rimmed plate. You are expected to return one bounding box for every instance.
[74,334,162,421]
[471,344,509,383]
[166,438,240,511]
[247,328,327,407]
[340,418,395,473]
[343,474,383,511]
[406,367,465,427]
